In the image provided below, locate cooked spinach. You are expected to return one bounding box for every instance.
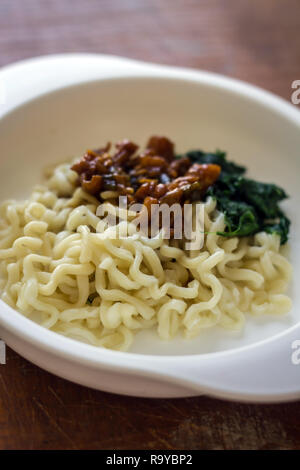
[263,212,290,245]
[182,149,290,244]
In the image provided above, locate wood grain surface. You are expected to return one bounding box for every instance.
[0,0,300,450]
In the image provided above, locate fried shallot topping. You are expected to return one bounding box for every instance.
[71,136,221,206]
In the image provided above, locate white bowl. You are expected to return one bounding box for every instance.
[0,54,300,401]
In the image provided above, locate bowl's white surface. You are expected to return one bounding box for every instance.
[0,54,299,401]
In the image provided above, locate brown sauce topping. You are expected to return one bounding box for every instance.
[71,136,221,207]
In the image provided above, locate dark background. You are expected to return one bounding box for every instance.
[0,0,300,450]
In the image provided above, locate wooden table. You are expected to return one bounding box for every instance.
[1,0,300,450]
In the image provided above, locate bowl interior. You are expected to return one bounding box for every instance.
[0,76,299,355]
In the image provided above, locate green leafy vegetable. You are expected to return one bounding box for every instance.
[182,149,290,244]
[263,213,290,245]
[239,179,287,219]
[213,199,260,237]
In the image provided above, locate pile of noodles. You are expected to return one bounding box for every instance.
[0,163,292,351]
